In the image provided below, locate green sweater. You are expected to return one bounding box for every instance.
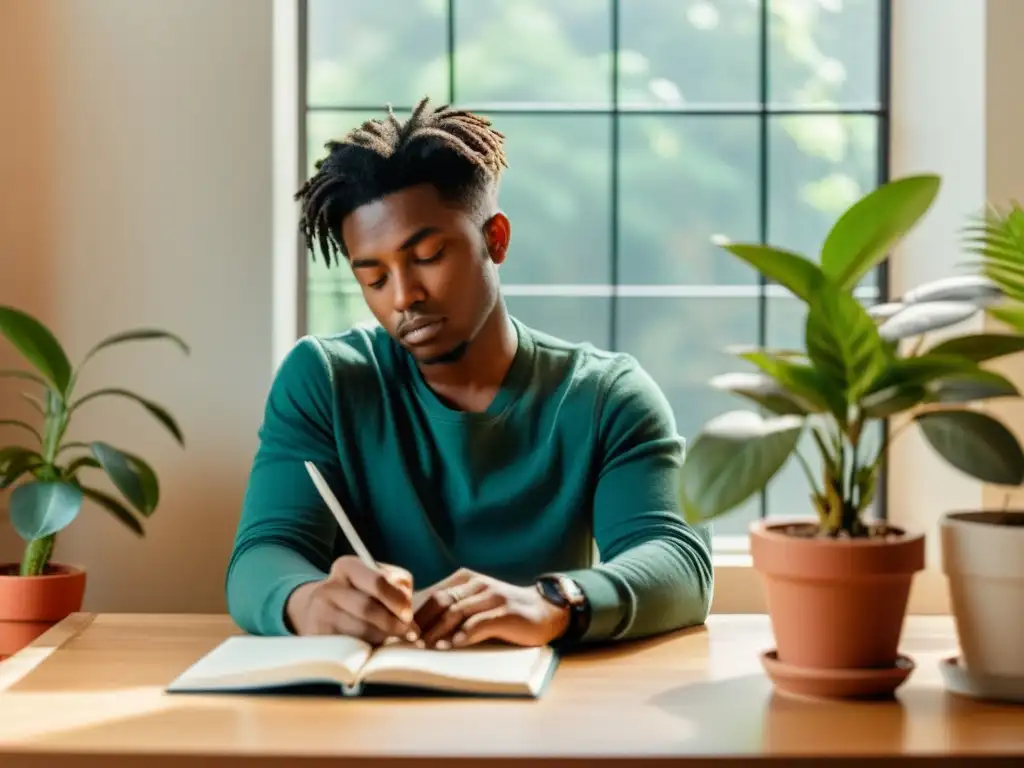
[226,318,713,643]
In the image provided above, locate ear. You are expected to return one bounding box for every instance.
[482,212,511,265]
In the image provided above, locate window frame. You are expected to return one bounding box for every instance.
[275,0,917,611]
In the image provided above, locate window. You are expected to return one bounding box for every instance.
[299,0,890,546]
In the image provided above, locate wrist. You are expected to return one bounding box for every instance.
[535,574,589,645]
[546,600,572,639]
[284,581,319,635]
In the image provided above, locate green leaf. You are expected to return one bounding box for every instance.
[70,387,184,446]
[80,485,144,536]
[89,441,159,515]
[735,350,839,416]
[80,328,190,363]
[0,369,46,386]
[0,446,44,488]
[715,242,824,302]
[709,372,808,415]
[0,419,42,444]
[962,202,1024,273]
[867,354,984,394]
[65,456,102,476]
[808,422,840,478]
[916,410,1024,485]
[805,284,887,401]
[679,411,804,524]
[854,465,877,514]
[1,452,44,489]
[0,306,72,393]
[0,444,42,469]
[20,392,46,415]
[69,328,190,394]
[979,262,1024,303]
[9,481,84,540]
[860,384,927,419]
[878,301,980,341]
[820,174,941,291]
[928,369,1019,403]
[927,333,1024,362]
[988,301,1024,333]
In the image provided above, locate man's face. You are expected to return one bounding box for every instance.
[340,183,509,365]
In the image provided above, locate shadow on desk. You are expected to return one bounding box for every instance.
[564,624,710,658]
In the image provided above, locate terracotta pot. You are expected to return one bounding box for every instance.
[0,562,86,660]
[751,520,926,670]
[941,510,1024,679]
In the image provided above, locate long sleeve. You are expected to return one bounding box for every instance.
[225,337,350,636]
[560,358,714,643]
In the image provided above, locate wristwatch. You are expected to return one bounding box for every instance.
[535,573,589,645]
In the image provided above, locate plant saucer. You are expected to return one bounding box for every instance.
[760,649,915,700]
[939,657,1024,704]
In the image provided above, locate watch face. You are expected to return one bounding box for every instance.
[554,575,585,606]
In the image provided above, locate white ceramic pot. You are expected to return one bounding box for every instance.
[941,511,1024,678]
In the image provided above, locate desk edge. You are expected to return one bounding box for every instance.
[0,612,96,692]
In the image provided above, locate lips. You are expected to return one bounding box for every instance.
[399,316,445,345]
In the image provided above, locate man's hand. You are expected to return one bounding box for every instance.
[285,555,418,645]
[413,569,570,649]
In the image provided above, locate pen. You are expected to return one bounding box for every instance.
[303,461,377,568]
[303,461,418,638]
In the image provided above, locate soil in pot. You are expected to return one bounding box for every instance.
[751,520,925,699]
[0,563,86,660]
[941,510,1024,680]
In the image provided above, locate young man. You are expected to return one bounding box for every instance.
[226,98,713,650]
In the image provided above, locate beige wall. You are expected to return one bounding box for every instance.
[0,0,274,613]
[981,0,1024,513]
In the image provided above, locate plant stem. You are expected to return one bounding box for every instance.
[849,434,860,510]
[867,415,917,475]
[20,535,54,576]
[18,389,67,577]
[794,450,821,496]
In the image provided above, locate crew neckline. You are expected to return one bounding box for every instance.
[407,317,535,423]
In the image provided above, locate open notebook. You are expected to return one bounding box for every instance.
[166,634,558,699]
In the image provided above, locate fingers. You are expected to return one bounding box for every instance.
[323,556,420,643]
[412,568,478,634]
[331,556,415,625]
[451,607,514,647]
[328,609,391,646]
[428,567,475,591]
[326,583,418,641]
[420,582,499,648]
[380,563,413,592]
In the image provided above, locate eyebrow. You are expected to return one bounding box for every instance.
[350,227,440,269]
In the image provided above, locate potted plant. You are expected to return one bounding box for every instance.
[937,202,1024,691]
[678,174,1024,699]
[0,305,187,658]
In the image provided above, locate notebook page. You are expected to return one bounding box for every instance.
[170,635,372,690]
[360,643,550,686]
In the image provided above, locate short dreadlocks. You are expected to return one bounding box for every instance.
[296,97,508,268]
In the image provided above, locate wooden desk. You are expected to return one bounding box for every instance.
[0,613,1020,767]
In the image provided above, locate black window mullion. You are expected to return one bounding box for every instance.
[300,0,893,524]
[875,0,893,523]
[757,0,770,521]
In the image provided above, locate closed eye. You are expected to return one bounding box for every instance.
[416,247,445,264]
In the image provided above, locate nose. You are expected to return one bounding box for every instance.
[391,270,426,313]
